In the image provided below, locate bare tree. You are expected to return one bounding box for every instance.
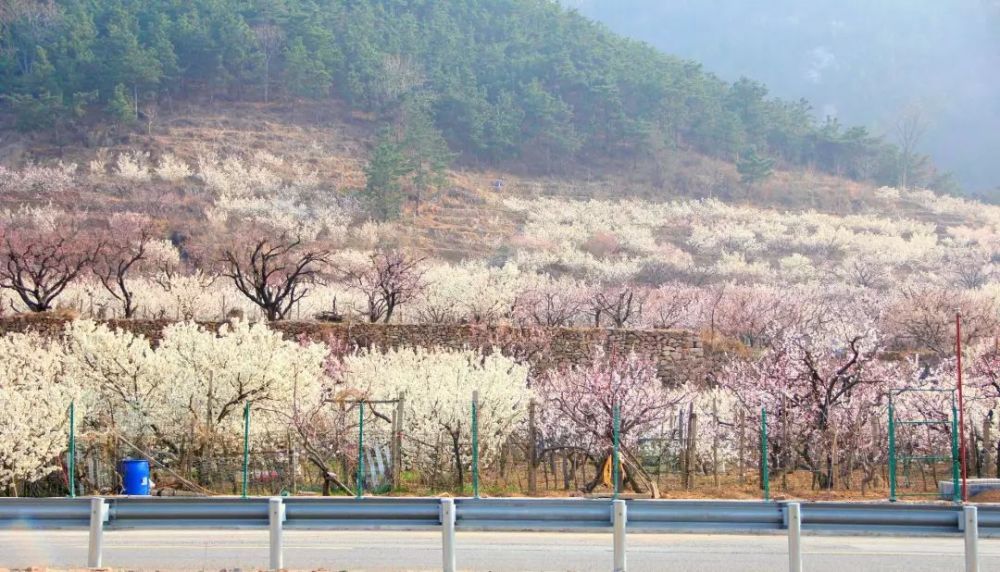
[841,254,890,289]
[253,23,284,103]
[139,97,158,135]
[220,233,329,321]
[645,284,702,330]
[895,104,928,190]
[519,286,584,327]
[590,286,644,328]
[343,250,425,323]
[944,250,994,289]
[374,53,425,107]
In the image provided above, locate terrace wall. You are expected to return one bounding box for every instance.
[0,315,709,384]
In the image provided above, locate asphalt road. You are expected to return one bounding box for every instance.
[1,529,997,571]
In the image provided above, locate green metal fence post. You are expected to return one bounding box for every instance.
[242,401,250,499]
[612,403,621,499]
[952,400,962,504]
[761,407,770,501]
[472,390,480,498]
[68,401,76,498]
[888,399,897,502]
[356,401,365,499]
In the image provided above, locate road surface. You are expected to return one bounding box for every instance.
[1,529,997,571]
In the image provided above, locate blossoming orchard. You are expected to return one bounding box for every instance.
[0,155,999,499]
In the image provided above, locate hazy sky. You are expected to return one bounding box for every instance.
[570,0,1000,192]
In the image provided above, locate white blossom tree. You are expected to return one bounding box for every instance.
[0,332,75,494]
[63,320,166,446]
[156,320,328,451]
[340,347,531,489]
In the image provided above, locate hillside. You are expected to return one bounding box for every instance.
[0,98,995,351]
[1,0,945,186]
[0,0,995,359]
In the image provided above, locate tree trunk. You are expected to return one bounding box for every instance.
[561,454,571,490]
[712,397,720,487]
[986,413,997,478]
[528,400,538,495]
[738,408,746,484]
[450,430,464,491]
[827,429,839,491]
[621,448,659,498]
[583,457,603,493]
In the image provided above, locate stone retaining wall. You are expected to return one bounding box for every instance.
[0,315,709,384]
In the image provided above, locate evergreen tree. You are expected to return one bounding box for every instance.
[397,99,453,214]
[284,37,331,98]
[98,9,162,112]
[106,83,136,124]
[737,150,775,189]
[363,132,413,221]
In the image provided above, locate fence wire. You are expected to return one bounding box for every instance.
[15,398,969,500]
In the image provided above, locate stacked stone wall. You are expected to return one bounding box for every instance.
[0,315,709,384]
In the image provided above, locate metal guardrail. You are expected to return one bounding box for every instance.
[0,497,991,571]
[0,497,995,534]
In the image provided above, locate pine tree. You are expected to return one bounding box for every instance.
[284,37,331,98]
[398,99,454,214]
[737,150,775,189]
[106,83,136,124]
[363,132,413,221]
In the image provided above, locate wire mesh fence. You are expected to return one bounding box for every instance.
[18,396,974,501]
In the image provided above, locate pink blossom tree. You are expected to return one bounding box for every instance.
[966,352,1000,477]
[515,278,586,327]
[533,350,685,497]
[721,324,898,490]
[0,211,102,312]
[93,213,156,318]
[884,286,998,356]
[342,250,425,323]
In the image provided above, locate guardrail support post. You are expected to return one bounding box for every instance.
[441,498,456,572]
[965,505,979,572]
[787,502,802,572]
[613,499,627,572]
[87,497,109,568]
[269,497,286,571]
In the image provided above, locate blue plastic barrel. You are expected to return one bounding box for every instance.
[121,459,151,495]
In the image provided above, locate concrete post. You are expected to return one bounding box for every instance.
[269,497,286,571]
[965,505,979,572]
[613,499,627,572]
[787,502,802,572]
[441,498,456,572]
[87,497,109,568]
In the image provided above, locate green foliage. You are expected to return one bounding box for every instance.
[106,83,135,124]
[397,99,454,207]
[284,38,331,98]
[0,0,918,181]
[3,92,64,131]
[362,98,455,220]
[737,150,775,188]
[363,132,413,221]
